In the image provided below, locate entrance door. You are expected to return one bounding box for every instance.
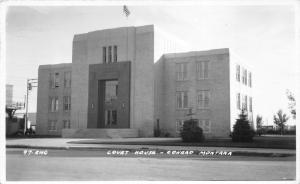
[104,109,117,128]
[97,79,129,128]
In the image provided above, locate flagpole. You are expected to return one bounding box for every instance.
[123,5,130,61]
[126,16,128,61]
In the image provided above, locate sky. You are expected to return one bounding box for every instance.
[5,3,298,125]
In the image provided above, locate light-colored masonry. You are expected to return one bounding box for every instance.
[36,25,253,138]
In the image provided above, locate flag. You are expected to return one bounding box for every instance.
[123,5,130,17]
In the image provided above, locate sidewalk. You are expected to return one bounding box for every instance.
[6,138,296,156]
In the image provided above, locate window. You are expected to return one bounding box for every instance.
[242,95,248,111]
[249,97,252,112]
[242,69,247,85]
[105,80,118,103]
[197,61,209,79]
[113,45,117,62]
[48,120,57,131]
[245,69,247,85]
[49,73,59,88]
[103,47,107,63]
[236,93,241,110]
[248,72,252,87]
[64,71,71,88]
[49,97,59,112]
[108,46,112,63]
[63,96,71,111]
[55,73,59,88]
[245,95,248,111]
[197,90,210,109]
[176,91,188,109]
[176,63,188,81]
[176,119,184,132]
[236,65,240,82]
[198,119,210,133]
[63,120,71,129]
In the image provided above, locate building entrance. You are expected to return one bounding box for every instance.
[88,62,131,129]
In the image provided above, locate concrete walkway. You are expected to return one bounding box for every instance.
[6,138,296,155]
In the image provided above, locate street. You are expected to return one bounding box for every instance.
[6,148,296,181]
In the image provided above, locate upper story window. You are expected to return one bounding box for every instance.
[248,72,252,87]
[54,73,59,87]
[103,47,107,63]
[176,91,188,109]
[176,63,188,81]
[113,45,117,62]
[63,96,71,111]
[108,46,112,63]
[236,93,241,110]
[50,72,59,88]
[197,90,210,109]
[103,45,118,64]
[242,69,248,85]
[49,97,59,112]
[197,61,209,80]
[64,71,71,88]
[236,65,240,82]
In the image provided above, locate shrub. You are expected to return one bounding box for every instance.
[180,119,205,142]
[232,110,255,142]
[164,132,170,137]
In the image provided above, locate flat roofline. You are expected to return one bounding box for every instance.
[39,63,72,70]
[74,24,154,41]
[162,48,229,59]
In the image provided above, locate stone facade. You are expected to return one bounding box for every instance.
[154,49,231,137]
[36,25,253,138]
[37,25,154,137]
[229,53,254,130]
[36,64,72,135]
[154,48,253,138]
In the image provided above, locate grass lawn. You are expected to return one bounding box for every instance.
[71,135,296,149]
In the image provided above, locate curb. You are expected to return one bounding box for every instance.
[6,145,295,157]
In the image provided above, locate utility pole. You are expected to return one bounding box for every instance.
[25,80,29,134]
[24,78,38,134]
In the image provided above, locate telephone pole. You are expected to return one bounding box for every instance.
[24,78,38,134]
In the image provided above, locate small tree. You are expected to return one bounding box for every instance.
[273,110,289,135]
[232,110,254,142]
[256,115,263,135]
[286,90,296,119]
[180,119,204,142]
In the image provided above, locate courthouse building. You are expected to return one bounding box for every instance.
[36,25,253,138]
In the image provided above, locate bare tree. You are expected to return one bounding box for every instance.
[286,90,296,119]
[256,115,263,130]
[256,115,263,136]
[273,110,289,135]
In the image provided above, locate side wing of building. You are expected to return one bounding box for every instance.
[36,64,72,135]
[155,49,231,138]
[229,52,254,131]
